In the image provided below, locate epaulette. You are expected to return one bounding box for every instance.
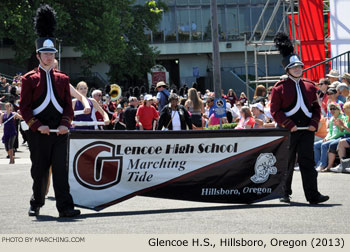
[274,79,286,87]
[302,78,316,86]
[22,69,36,78]
[53,69,68,77]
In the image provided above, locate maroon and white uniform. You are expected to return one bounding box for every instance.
[270,77,320,130]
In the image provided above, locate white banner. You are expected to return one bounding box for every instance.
[68,130,289,210]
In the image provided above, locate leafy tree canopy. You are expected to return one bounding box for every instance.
[0,0,166,84]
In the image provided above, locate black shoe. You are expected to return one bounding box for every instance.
[28,206,40,216]
[59,209,81,218]
[309,194,329,204]
[279,195,291,203]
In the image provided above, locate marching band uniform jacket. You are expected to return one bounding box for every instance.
[20,66,73,131]
[270,77,320,130]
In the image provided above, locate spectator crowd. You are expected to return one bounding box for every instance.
[1,68,350,173]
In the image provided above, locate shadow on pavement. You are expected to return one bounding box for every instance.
[76,202,340,219]
[29,202,340,222]
[33,215,82,222]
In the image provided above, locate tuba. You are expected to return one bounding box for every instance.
[108,84,122,101]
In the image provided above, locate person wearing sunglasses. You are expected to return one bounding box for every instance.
[316,78,330,117]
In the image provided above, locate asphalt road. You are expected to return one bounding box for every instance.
[0,133,349,234]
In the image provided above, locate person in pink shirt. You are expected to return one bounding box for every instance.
[235,106,255,129]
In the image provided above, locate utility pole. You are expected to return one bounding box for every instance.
[210,0,222,99]
[210,0,223,128]
[58,39,62,70]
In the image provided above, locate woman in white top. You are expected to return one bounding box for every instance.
[157,93,192,130]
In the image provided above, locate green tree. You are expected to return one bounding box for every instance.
[0,0,165,84]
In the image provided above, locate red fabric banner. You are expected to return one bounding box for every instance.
[289,0,325,82]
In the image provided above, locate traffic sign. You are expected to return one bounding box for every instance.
[213,98,226,117]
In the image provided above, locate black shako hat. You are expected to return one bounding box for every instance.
[34,4,57,53]
[274,32,304,70]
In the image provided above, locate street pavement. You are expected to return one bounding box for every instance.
[0,133,349,234]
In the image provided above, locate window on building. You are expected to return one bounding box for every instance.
[164,8,177,42]
[177,0,188,6]
[177,8,190,41]
[251,6,263,39]
[226,0,239,4]
[201,7,225,41]
[202,7,211,41]
[201,0,210,5]
[226,7,239,40]
[189,8,202,40]
[164,0,176,6]
[189,0,201,5]
[153,11,165,43]
[274,7,284,33]
[218,7,226,40]
[238,6,251,39]
[263,6,278,39]
[238,0,251,4]
[251,0,265,4]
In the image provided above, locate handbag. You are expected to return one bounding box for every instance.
[162,110,176,131]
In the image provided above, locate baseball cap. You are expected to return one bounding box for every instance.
[144,94,153,101]
[250,103,264,112]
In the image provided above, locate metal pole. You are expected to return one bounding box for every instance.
[58,39,61,70]
[210,0,222,100]
[283,0,286,32]
[244,34,249,100]
[210,0,223,128]
[290,0,297,49]
[297,0,301,58]
[254,44,258,89]
[265,53,268,89]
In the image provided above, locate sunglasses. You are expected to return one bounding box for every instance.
[330,107,338,111]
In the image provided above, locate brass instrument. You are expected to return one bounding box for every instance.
[109,84,122,101]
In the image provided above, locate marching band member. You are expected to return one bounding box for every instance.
[20,5,80,217]
[270,32,329,205]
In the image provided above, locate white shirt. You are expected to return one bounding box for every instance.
[284,77,312,118]
[171,111,181,130]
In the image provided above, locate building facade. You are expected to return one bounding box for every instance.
[141,0,285,93]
